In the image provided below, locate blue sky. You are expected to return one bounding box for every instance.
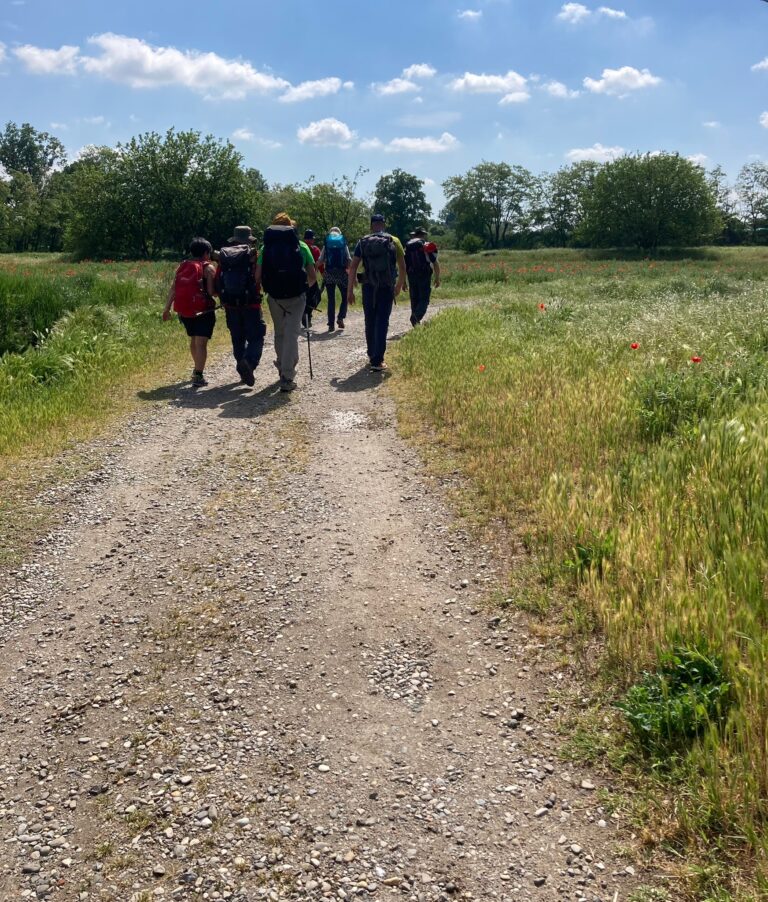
[1,0,767,212]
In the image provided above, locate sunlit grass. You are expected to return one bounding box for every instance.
[393,247,768,898]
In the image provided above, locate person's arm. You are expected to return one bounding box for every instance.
[204,263,217,299]
[347,256,361,304]
[395,251,406,297]
[162,281,174,321]
[305,262,317,288]
[432,258,441,288]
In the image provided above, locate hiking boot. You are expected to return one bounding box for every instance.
[370,362,388,372]
[328,325,336,333]
[191,370,208,387]
[279,379,297,392]
[337,319,345,330]
[237,359,255,387]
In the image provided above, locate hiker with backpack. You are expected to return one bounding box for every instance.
[215,225,265,388]
[405,227,441,327]
[318,227,351,332]
[162,237,217,387]
[254,213,317,392]
[302,229,323,329]
[346,213,406,372]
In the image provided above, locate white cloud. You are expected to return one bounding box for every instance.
[566,142,624,162]
[373,77,419,96]
[703,120,721,129]
[458,9,482,20]
[557,3,590,23]
[598,6,627,18]
[297,118,355,147]
[50,121,67,130]
[0,43,5,63]
[14,43,80,75]
[687,153,708,166]
[279,77,347,103]
[232,128,281,148]
[386,132,459,153]
[423,177,436,186]
[402,63,436,79]
[81,33,290,99]
[761,112,768,129]
[542,80,580,99]
[359,133,459,153]
[583,65,662,96]
[82,115,107,125]
[450,69,530,104]
[752,58,768,72]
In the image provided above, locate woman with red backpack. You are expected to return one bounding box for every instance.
[162,237,217,387]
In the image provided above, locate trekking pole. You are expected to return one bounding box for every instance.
[306,326,314,379]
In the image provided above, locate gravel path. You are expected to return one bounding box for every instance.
[0,304,642,901]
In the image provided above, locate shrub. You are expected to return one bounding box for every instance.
[617,644,732,760]
[461,234,485,255]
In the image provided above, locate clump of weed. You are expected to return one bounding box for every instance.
[617,644,732,760]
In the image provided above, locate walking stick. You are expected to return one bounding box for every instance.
[306,325,314,379]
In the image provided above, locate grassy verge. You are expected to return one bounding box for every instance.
[392,248,768,901]
[0,255,226,567]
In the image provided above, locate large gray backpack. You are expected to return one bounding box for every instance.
[360,233,395,287]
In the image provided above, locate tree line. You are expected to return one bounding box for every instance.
[1,121,767,258]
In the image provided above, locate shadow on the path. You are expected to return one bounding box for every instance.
[306,330,343,343]
[330,366,391,393]
[137,376,290,418]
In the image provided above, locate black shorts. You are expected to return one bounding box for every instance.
[179,311,215,339]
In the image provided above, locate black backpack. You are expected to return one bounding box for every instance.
[216,245,258,306]
[405,238,431,276]
[261,226,307,300]
[360,232,395,287]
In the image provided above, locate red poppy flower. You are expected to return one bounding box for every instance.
[630,342,639,350]
[691,356,702,364]
[478,365,486,373]
[538,303,546,311]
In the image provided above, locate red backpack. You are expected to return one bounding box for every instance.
[172,260,212,317]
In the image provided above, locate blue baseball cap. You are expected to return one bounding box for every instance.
[370,213,385,223]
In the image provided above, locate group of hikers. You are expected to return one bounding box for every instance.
[162,212,441,390]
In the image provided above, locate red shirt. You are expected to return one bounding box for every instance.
[307,241,323,273]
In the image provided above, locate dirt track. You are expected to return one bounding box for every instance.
[0,304,642,901]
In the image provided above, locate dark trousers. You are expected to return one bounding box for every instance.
[408,272,432,324]
[224,306,265,369]
[326,279,348,327]
[362,283,394,366]
[302,283,322,329]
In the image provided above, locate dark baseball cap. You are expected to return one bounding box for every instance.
[370,213,385,223]
[304,229,315,240]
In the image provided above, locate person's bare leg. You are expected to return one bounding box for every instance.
[192,337,208,372]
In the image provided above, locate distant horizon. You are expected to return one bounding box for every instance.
[3,0,767,210]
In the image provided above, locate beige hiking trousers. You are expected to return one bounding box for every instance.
[267,293,305,383]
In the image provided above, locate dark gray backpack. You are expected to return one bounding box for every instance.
[360,232,395,287]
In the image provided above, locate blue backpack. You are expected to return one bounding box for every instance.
[324,232,347,270]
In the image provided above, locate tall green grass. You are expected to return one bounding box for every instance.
[394,251,768,899]
[0,260,178,458]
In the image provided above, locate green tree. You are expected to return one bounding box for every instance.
[576,153,720,251]
[5,172,41,251]
[0,122,66,189]
[735,161,768,241]
[707,165,745,244]
[64,130,256,258]
[443,162,540,248]
[544,161,600,246]
[373,169,431,242]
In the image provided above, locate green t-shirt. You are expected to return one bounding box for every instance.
[256,240,315,267]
